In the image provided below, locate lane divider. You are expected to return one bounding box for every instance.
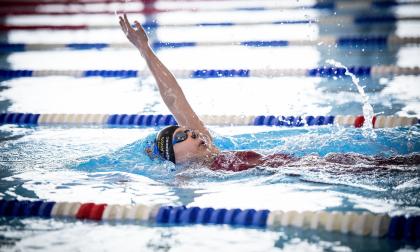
[1,66,419,79]
[0,113,418,128]
[1,0,419,11]
[0,15,418,25]
[0,199,418,239]
[1,36,419,50]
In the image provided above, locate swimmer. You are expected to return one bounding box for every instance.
[118,14,419,172]
[118,13,295,171]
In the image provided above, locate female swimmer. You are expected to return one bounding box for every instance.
[118,14,419,172]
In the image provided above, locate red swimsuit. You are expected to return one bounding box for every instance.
[210,151,420,172]
[210,151,296,172]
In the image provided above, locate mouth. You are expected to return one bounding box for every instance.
[199,139,207,148]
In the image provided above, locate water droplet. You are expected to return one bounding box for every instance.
[326,59,376,139]
[379,78,389,85]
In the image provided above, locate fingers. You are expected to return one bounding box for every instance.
[119,16,127,34]
[119,15,128,33]
[123,13,133,31]
[134,21,144,32]
[118,12,145,39]
[118,13,132,34]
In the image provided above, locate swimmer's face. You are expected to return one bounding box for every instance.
[172,127,213,164]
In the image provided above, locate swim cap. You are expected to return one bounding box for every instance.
[156,125,180,163]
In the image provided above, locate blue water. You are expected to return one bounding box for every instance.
[75,126,420,177]
[1,0,420,251]
[0,124,419,251]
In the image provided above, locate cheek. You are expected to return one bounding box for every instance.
[174,141,197,156]
[184,140,204,156]
[185,141,199,153]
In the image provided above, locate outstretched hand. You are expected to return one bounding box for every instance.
[119,13,149,52]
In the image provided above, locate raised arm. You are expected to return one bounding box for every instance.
[119,14,211,139]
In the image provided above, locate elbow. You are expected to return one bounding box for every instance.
[162,89,177,107]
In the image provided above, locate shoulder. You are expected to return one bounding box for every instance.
[210,150,262,167]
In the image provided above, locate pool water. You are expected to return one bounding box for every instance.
[1,0,420,251]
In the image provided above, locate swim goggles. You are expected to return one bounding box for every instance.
[173,129,197,145]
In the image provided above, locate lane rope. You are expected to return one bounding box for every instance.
[0,113,418,128]
[0,199,418,239]
[0,66,419,79]
[1,0,419,11]
[0,14,418,25]
[1,36,419,50]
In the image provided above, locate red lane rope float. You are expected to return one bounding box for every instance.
[90,204,107,221]
[76,203,107,220]
[0,0,197,6]
[0,0,147,5]
[0,25,88,31]
[76,203,95,219]
[354,115,377,128]
[0,8,165,16]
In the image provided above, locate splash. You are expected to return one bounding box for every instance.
[326,59,376,139]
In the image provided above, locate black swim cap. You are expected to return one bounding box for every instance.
[156,125,180,164]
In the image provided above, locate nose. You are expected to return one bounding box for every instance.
[190,130,197,139]
[195,131,209,143]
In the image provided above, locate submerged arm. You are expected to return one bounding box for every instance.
[119,14,211,138]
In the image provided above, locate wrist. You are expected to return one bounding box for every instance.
[137,43,151,55]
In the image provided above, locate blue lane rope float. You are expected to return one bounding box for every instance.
[0,66,419,79]
[1,36,419,52]
[0,15,419,30]
[0,113,418,128]
[0,199,419,239]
